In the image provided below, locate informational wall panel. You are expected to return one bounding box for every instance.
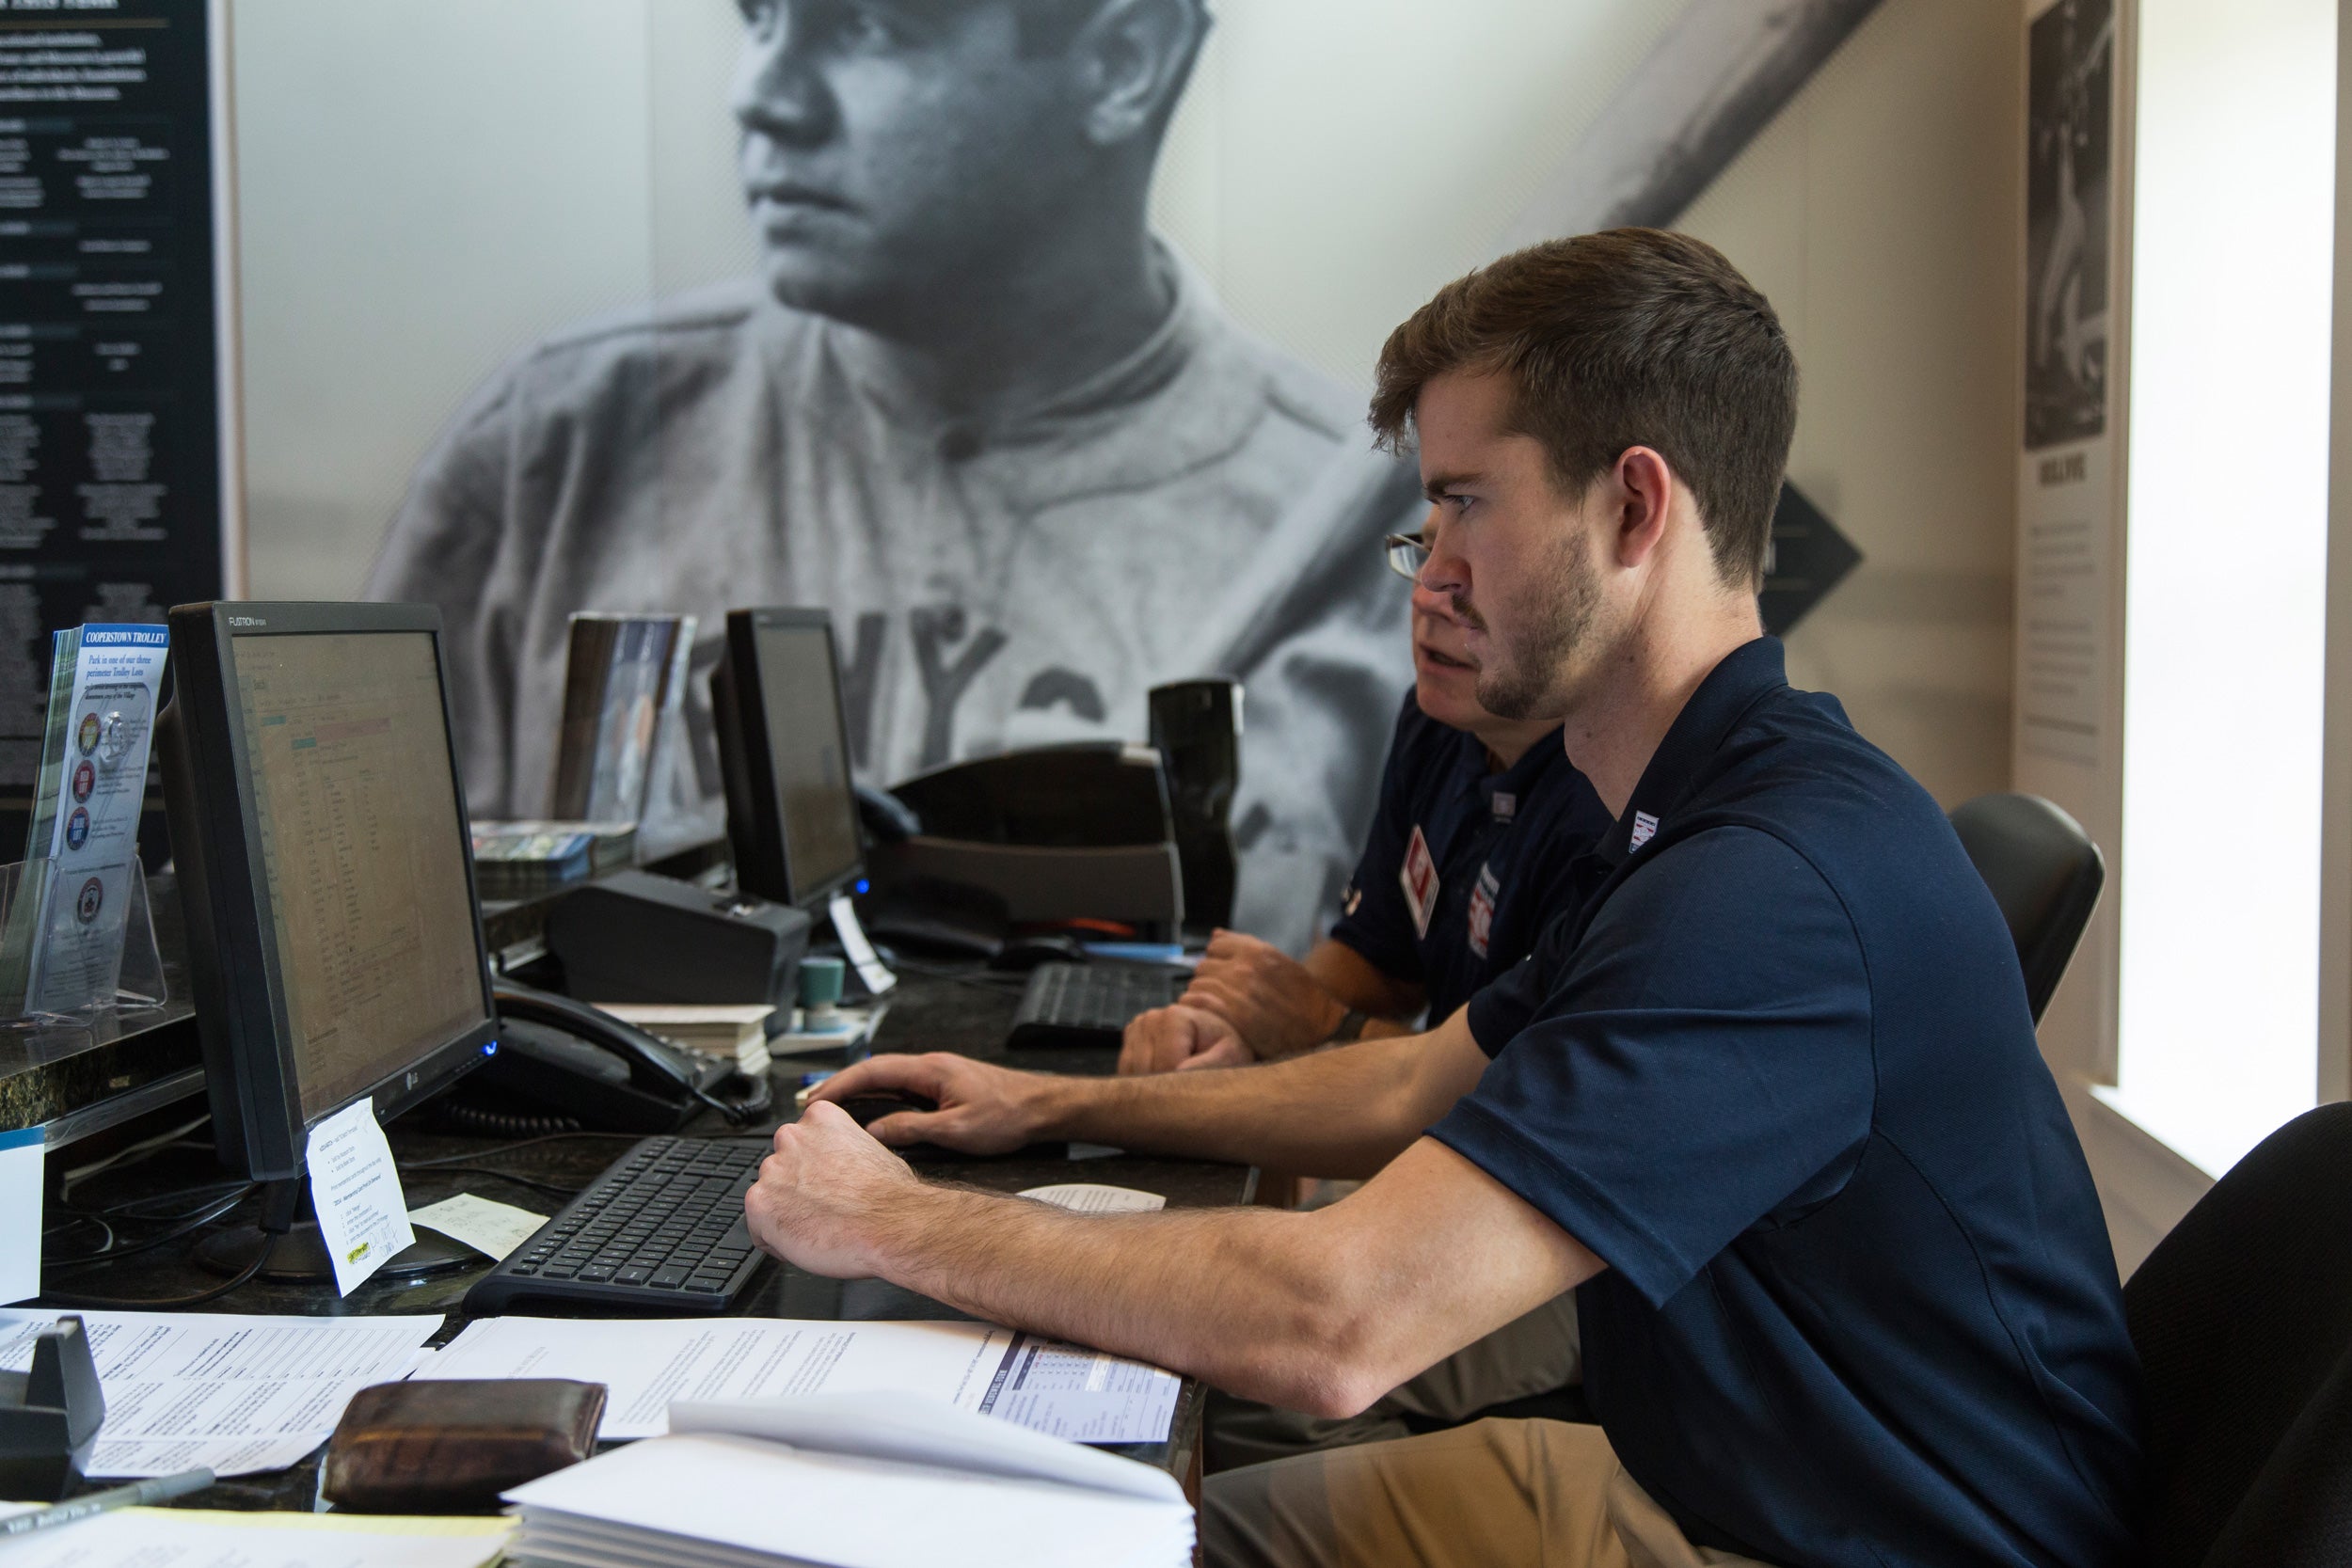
[0,0,227,819]
[2015,0,2129,1090]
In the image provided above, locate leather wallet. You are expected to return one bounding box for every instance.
[322,1378,607,1513]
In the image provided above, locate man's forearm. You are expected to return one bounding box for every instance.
[833,1130,1597,1422]
[863,1182,1370,1416]
[1303,940,1424,1023]
[1028,1022,1481,1177]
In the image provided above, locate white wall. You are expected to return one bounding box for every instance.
[2114,0,2335,1180]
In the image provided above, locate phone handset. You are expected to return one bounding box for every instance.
[487,984,771,1127]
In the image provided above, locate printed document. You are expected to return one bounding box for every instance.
[504,1392,1191,1568]
[826,891,897,994]
[0,1309,440,1478]
[428,1315,1178,1444]
[0,1503,508,1568]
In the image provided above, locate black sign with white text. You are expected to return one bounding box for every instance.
[0,0,222,822]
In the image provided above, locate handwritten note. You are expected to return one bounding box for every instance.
[409,1192,548,1262]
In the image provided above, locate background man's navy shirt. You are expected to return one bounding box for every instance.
[1328,693,1613,1022]
[1437,640,2143,1568]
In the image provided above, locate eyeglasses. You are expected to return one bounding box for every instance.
[1383,532,1431,582]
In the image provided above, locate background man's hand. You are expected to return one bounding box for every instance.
[804,1052,1049,1155]
[1176,929,1347,1061]
[743,1101,917,1278]
[1120,1003,1256,1075]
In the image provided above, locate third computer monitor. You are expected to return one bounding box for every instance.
[714,608,865,911]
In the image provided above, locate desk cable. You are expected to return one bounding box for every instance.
[41,1181,297,1310]
[882,955,1031,996]
[392,1129,654,1202]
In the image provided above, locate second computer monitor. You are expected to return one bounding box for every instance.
[712,608,865,910]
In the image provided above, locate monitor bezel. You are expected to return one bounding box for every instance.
[717,607,866,911]
[163,600,498,1180]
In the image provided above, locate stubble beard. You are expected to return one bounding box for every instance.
[1472,529,1601,722]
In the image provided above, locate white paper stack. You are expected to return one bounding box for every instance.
[502,1393,1193,1568]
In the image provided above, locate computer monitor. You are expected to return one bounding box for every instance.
[158,601,499,1182]
[709,608,865,910]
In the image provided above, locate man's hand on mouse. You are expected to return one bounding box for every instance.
[743,1101,920,1277]
[1119,1002,1255,1075]
[1135,930,1344,1069]
[803,1053,1050,1155]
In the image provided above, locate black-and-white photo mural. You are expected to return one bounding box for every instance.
[237,0,1883,947]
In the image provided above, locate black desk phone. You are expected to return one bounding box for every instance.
[439,985,772,1135]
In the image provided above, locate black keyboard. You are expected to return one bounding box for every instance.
[461,1136,771,1315]
[1007,961,1187,1049]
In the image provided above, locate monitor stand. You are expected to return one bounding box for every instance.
[194,1181,474,1283]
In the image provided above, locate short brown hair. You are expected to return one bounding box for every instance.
[1370,229,1797,589]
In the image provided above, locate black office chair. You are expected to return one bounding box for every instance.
[2124,1101,2352,1567]
[1947,792,2105,1023]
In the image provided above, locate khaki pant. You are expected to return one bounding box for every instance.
[1201,1418,1773,1568]
[1211,1294,1583,1471]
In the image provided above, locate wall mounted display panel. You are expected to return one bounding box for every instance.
[0,0,236,842]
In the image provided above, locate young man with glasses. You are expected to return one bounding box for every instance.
[1120,527,1613,1078]
[749,230,2143,1568]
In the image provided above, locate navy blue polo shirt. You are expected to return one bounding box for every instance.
[1435,640,2143,1568]
[1327,692,1613,1023]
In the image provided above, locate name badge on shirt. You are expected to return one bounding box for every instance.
[1401,825,1439,939]
[1467,863,1500,959]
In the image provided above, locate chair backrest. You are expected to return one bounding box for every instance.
[2122,1102,2352,1568]
[1947,793,2104,1022]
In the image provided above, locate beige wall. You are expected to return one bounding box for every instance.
[1680,0,2022,808]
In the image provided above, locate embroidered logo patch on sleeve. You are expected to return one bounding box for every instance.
[1467,863,1501,958]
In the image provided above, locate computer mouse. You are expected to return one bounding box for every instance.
[988,935,1090,973]
[834,1092,940,1128]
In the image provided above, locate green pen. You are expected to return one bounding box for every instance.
[0,1467,215,1537]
